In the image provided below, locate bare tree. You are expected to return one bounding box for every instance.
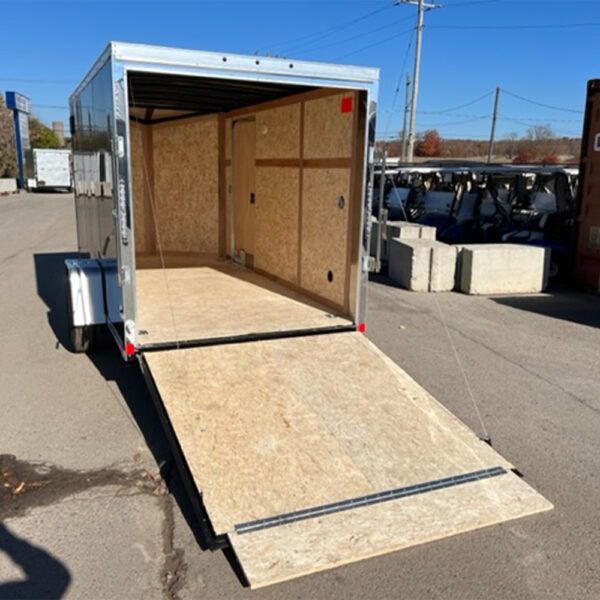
[525,124,558,157]
[503,131,519,159]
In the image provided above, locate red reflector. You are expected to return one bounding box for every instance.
[358,322,366,333]
[125,343,135,357]
[341,96,353,113]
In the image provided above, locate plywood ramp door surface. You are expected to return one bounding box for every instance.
[231,473,552,589]
[144,331,551,587]
[151,115,219,254]
[135,263,350,345]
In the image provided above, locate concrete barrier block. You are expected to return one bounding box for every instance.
[0,179,17,194]
[459,244,550,294]
[370,219,437,261]
[389,239,456,292]
[389,239,431,291]
[430,243,458,292]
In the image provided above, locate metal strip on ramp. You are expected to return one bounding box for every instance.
[229,471,552,589]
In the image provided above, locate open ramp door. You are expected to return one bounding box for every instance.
[142,332,551,588]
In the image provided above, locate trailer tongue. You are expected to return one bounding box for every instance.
[141,332,551,588]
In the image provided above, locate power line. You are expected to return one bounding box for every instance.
[416,115,491,127]
[498,116,581,136]
[416,110,488,117]
[501,88,583,114]
[418,90,495,115]
[295,14,415,55]
[0,77,76,84]
[334,26,415,60]
[498,114,581,124]
[273,1,394,54]
[442,0,501,7]
[383,30,415,135]
[428,22,600,30]
[32,103,69,109]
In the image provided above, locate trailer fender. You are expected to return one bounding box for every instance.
[65,258,110,326]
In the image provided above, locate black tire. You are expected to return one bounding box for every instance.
[65,267,95,353]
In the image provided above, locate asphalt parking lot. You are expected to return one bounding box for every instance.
[1,191,599,599]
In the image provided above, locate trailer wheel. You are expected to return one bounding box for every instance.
[65,268,95,353]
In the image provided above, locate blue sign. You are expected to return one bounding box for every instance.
[6,91,31,114]
[5,91,31,189]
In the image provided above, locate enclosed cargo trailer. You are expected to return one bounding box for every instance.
[26,148,72,191]
[575,79,600,291]
[65,42,551,588]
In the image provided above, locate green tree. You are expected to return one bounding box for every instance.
[28,116,60,149]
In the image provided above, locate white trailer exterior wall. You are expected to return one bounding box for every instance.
[29,148,72,189]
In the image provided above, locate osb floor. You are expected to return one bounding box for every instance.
[144,331,552,588]
[135,256,351,346]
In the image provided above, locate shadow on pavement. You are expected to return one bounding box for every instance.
[492,290,600,329]
[0,523,70,600]
[32,252,221,557]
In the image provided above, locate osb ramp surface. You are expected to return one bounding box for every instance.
[135,262,350,345]
[144,332,550,538]
[230,472,552,589]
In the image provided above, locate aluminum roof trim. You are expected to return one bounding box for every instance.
[110,41,379,84]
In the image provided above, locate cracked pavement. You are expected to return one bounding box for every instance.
[1,192,599,598]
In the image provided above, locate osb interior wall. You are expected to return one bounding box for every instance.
[255,166,300,284]
[300,167,350,307]
[130,115,220,260]
[300,91,356,308]
[225,103,302,286]
[152,115,219,255]
[303,93,354,159]
[223,90,362,313]
[131,88,363,315]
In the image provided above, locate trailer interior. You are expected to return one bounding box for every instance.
[128,71,366,347]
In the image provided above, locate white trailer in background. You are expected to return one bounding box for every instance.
[27,148,72,191]
[64,41,552,589]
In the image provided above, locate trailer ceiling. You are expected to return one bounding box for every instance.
[127,71,316,122]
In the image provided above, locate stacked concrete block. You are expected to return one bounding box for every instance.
[457,244,550,294]
[389,238,457,292]
[370,217,437,262]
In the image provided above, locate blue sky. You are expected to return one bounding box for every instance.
[1,0,597,140]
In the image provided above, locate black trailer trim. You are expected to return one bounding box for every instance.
[138,323,356,353]
[234,466,507,535]
[137,353,228,550]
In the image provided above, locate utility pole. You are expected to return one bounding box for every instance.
[395,0,440,163]
[487,87,500,163]
[400,73,411,161]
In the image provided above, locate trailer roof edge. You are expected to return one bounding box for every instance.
[69,42,114,103]
[70,41,379,102]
